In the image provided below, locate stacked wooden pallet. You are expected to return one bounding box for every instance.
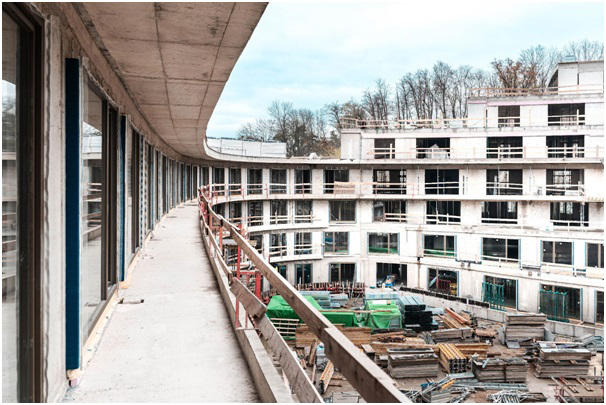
[387,348,439,378]
[370,339,433,356]
[437,343,467,373]
[431,328,473,342]
[533,346,592,378]
[505,313,546,343]
[471,358,528,382]
[295,325,371,347]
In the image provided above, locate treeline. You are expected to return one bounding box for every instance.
[238,40,603,157]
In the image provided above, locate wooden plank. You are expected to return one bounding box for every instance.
[229,278,267,319]
[202,199,409,403]
[319,361,334,394]
[257,316,322,403]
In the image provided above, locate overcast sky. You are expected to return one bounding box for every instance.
[207,1,604,138]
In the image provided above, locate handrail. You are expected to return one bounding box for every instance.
[198,187,409,403]
[470,83,604,97]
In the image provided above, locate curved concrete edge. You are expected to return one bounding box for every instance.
[198,220,294,403]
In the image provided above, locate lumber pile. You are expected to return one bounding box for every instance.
[533,345,592,378]
[453,343,491,359]
[505,313,546,343]
[431,328,473,342]
[370,339,433,356]
[441,308,470,329]
[319,361,334,394]
[295,325,371,347]
[397,296,438,332]
[372,330,416,343]
[387,348,439,378]
[437,343,467,374]
[471,358,528,382]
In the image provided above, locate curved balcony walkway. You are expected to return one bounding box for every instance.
[63,203,258,402]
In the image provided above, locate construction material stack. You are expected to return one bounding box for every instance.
[387,348,439,378]
[397,296,437,332]
[431,327,473,342]
[471,358,528,382]
[533,344,592,378]
[505,313,546,344]
[437,343,467,374]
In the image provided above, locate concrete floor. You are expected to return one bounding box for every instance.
[64,203,259,402]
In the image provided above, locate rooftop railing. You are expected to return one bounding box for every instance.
[342,112,597,130]
[469,83,604,97]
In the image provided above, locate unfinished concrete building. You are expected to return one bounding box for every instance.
[2,2,603,403]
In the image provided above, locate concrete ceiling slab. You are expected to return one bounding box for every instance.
[78,2,268,160]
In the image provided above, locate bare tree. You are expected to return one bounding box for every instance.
[562,39,604,61]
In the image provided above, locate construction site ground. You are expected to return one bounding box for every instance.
[288,314,604,403]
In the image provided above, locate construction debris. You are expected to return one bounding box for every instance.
[387,348,439,378]
[437,343,467,374]
[453,342,491,359]
[486,389,543,403]
[471,358,528,383]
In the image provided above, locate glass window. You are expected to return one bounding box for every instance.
[294,232,311,255]
[548,104,585,126]
[324,232,349,255]
[229,202,242,224]
[587,243,604,268]
[424,235,456,258]
[270,169,287,194]
[295,263,312,284]
[2,12,19,401]
[295,200,312,223]
[329,200,356,222]
[482,238,519,262]
[81,78,105,332]
[368,233,398,254]
[330,263,355,282]
[247,168,262,195]
[542,241,573,265]
[597,291,604,324]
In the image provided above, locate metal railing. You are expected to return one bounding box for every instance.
[470,83,604,97]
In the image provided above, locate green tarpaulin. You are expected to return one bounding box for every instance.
[266,295,359,327]
[360,300,402,331]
